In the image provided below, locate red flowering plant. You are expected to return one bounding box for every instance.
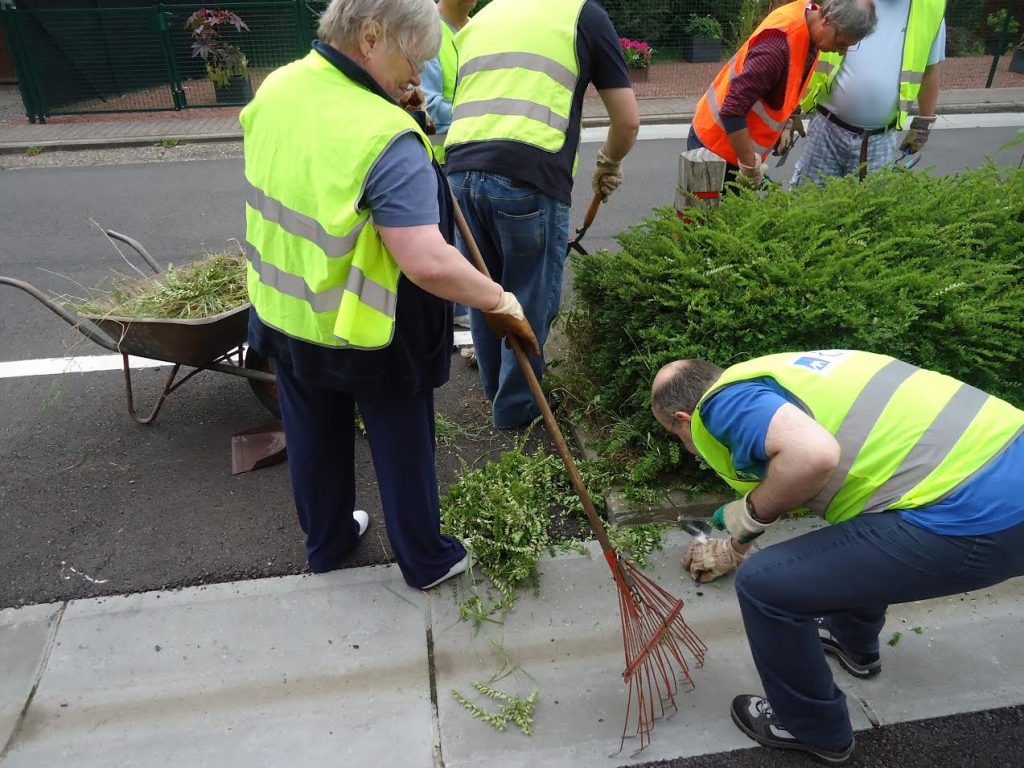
[620,38,654,69]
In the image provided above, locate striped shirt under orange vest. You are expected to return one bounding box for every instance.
[692,0,819,166]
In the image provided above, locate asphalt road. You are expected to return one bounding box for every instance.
[1,125,1022,610]
[1,123,1022,765]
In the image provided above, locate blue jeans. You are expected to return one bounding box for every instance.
[447,171,571,429]
[735,511,1024,751]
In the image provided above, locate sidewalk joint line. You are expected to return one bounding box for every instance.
[424,593,446,768]
[1,601,67,759]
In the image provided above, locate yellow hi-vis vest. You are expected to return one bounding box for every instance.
[240,51,431,349]
[444,0,585,154]
[690,350,1024,525]
[800,0,946,129]
[432,17,458,164]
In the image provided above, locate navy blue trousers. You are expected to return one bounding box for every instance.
[734,511,1024,751]
[275,361,466,588]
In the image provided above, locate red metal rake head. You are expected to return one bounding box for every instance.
[606,550,707,755]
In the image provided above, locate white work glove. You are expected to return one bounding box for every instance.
[482,290,541,356]
[681,537,747,582]
[592,149,624,201]
[899,115,936,154]
[710,492,774,545]
[773,113,805,155]
[736,160,767,189]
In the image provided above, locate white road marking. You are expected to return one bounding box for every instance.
[580,112,1024,144]
[0,354,167,379]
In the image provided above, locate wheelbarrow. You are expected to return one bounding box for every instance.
[0,230,278,426]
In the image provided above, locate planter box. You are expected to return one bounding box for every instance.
[684,36,722,63]
[628,66,649,83]
[215,74,253,105]
[1010,48,1024,75]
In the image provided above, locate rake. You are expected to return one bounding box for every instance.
[451,195,707,754]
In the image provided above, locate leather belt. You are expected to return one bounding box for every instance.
[817,106,896,137]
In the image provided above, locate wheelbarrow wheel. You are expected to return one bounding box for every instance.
[244,348,280,419]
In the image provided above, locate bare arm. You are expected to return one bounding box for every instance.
[726,128,759,168]
[730,404,840,554]
[917,61,942,117]
[597,87,640,161]
[377,224,502,310]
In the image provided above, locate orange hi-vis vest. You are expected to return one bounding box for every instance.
[692,0,818,166]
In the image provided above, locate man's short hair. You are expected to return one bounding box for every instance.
[820,0,877,42]
[651,359,724,425]
[318,0,440,65]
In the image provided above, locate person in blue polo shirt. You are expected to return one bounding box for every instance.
[651,350,1024,764]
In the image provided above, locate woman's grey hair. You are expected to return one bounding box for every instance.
[318,0,441,64]
[651,359,725,424]
[820,0,877,41]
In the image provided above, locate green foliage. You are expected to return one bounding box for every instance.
[606,523,669,567]
[945,25,985,57]
[25,145,43,156]
[685,14,724,40]
[185,8,249,89]
[452,683,538,735]
[156,138,179,149]
[562,166,1024,486]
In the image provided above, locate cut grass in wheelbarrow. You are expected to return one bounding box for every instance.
[0,229,277,424]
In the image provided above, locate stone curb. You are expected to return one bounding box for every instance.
[1,98,1020,154]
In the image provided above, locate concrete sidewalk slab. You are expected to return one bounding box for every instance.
[0,604,62,754]
[1,566,435,768]
[841,577,1024,727]
[430,526,871,767]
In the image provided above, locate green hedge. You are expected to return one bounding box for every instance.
[561,166,1024,484]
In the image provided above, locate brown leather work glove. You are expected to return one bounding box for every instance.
[681,537,747,582]
[483,291,541,356]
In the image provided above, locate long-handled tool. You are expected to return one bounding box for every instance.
[565,192,603,257]
[452,195,706,754]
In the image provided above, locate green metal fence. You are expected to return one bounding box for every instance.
[2,1,326,121]
[2,0,1022,122]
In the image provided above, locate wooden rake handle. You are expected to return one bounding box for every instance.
[451,195,616,556]
[568,192,603,248]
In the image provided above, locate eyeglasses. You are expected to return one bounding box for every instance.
[401,47,428,74]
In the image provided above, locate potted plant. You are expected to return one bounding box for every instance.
[620,38,654,82]
[1011,40,1024,75]
[185,8,253,104]
[684,14,724,63]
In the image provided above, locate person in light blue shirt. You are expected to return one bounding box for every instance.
[793,0,946,184]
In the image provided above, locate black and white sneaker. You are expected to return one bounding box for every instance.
[730,694,854,765]
[817,620,882,679]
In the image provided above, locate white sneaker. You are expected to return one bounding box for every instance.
[421,553,470,590]
[353,510,369,537]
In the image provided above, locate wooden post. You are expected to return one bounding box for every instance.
[675,148,727,221]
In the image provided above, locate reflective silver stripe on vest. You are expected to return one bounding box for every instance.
[751,100,788,131]
[245,180,367,258]
[807,359,919,514]
[246,242,343,312]
[703,86,773,156]
[343,262,397,317]
[458,52,576,91]
[452,97,570,132]
[900,70,924,84]
[899,99,916,114]
[814,59,836,75]
[861,383,990,514]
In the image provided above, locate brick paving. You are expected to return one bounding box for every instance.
[0,55,1020,151]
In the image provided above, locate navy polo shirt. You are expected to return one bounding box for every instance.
[443,0,631,205]
[247,42,455,396]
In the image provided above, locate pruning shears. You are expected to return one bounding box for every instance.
[892,147,922,171]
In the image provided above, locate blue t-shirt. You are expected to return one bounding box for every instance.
[701,378,1024,536]
[444,0,631,205]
